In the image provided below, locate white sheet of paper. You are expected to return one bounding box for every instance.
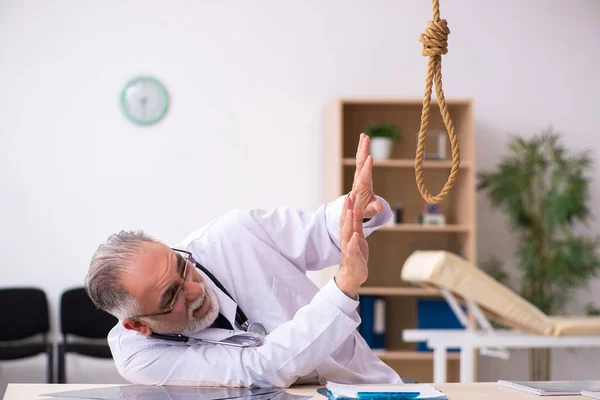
[326,382,447,399]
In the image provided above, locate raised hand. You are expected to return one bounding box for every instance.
[335,192,369,299]
[352,133,384,220]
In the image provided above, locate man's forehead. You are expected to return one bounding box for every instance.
[122,242,173,295]
[138,241,169,256]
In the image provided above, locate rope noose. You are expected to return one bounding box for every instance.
[415,0,460,204]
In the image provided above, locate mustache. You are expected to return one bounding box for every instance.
[188,282,206,318]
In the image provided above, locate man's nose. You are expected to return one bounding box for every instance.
[184,280,203,302]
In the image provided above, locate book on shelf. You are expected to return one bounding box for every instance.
[417,299,463,352]
[358,295,386,351]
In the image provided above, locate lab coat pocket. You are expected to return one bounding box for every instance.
[259,276,311,332]
[329,333,357,367]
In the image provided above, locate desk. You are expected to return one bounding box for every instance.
[403,329,600,384]
[2,383,588,400]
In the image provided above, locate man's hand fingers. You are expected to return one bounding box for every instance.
[349,234,368,268]
[356,134,369,174]
[355,240,366,263]
[348,233,361,257]
[353,204,365,239]
[359,154,374,185]
[361,134,370,160]
[355,133,364,158]
[366,200,384,216]
[341,195,349,225]
[358,239,368,262]
[340,195,349,242]
[342,208,354,253]
[353,134,365,185]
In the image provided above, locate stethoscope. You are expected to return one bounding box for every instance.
[149,262,266,348]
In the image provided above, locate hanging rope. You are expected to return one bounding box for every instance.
[415,0,460,204]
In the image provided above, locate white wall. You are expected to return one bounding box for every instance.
[1,0,599,393]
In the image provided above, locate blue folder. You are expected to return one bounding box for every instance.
[358,295,386,350]
[417,299,463,352]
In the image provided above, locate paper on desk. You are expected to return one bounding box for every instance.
[326,382,447,399]
[42,385,283,400]
[498,380,600,396]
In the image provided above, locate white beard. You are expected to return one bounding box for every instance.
[148,282,220,335]
[181,283,220,334]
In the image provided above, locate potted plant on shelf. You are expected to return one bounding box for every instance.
[477,127,600,381]
[365,123,401,160]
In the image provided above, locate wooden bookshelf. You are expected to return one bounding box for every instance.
[323,97,476,383]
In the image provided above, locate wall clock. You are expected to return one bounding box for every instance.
[120,76,169,125]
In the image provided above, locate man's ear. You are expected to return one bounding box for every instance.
[122,319,153,336]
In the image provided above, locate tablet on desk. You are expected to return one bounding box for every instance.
[582,390,600,399]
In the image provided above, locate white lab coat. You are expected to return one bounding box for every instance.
[107,194,403,388]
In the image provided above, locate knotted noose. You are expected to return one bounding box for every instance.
[415,0,460,204]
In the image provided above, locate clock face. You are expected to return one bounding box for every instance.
[121,76,168,125]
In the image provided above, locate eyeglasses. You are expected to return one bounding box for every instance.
[130,248,192,319]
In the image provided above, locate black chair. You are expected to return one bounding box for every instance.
[58,287,118,383]
[0,287,54,383]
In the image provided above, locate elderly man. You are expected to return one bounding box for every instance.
[85,134,403,387]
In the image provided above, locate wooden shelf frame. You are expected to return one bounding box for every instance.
[358,287,440,297]
[377,224,473,233]
[375,351,461,361]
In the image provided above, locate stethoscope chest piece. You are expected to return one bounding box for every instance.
[246,322,267,336]
[241,320,266,336]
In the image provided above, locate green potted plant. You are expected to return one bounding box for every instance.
[477,128,600,381]
[365,123,401,160]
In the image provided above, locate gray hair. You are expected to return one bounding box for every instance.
[85,230,162,320]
